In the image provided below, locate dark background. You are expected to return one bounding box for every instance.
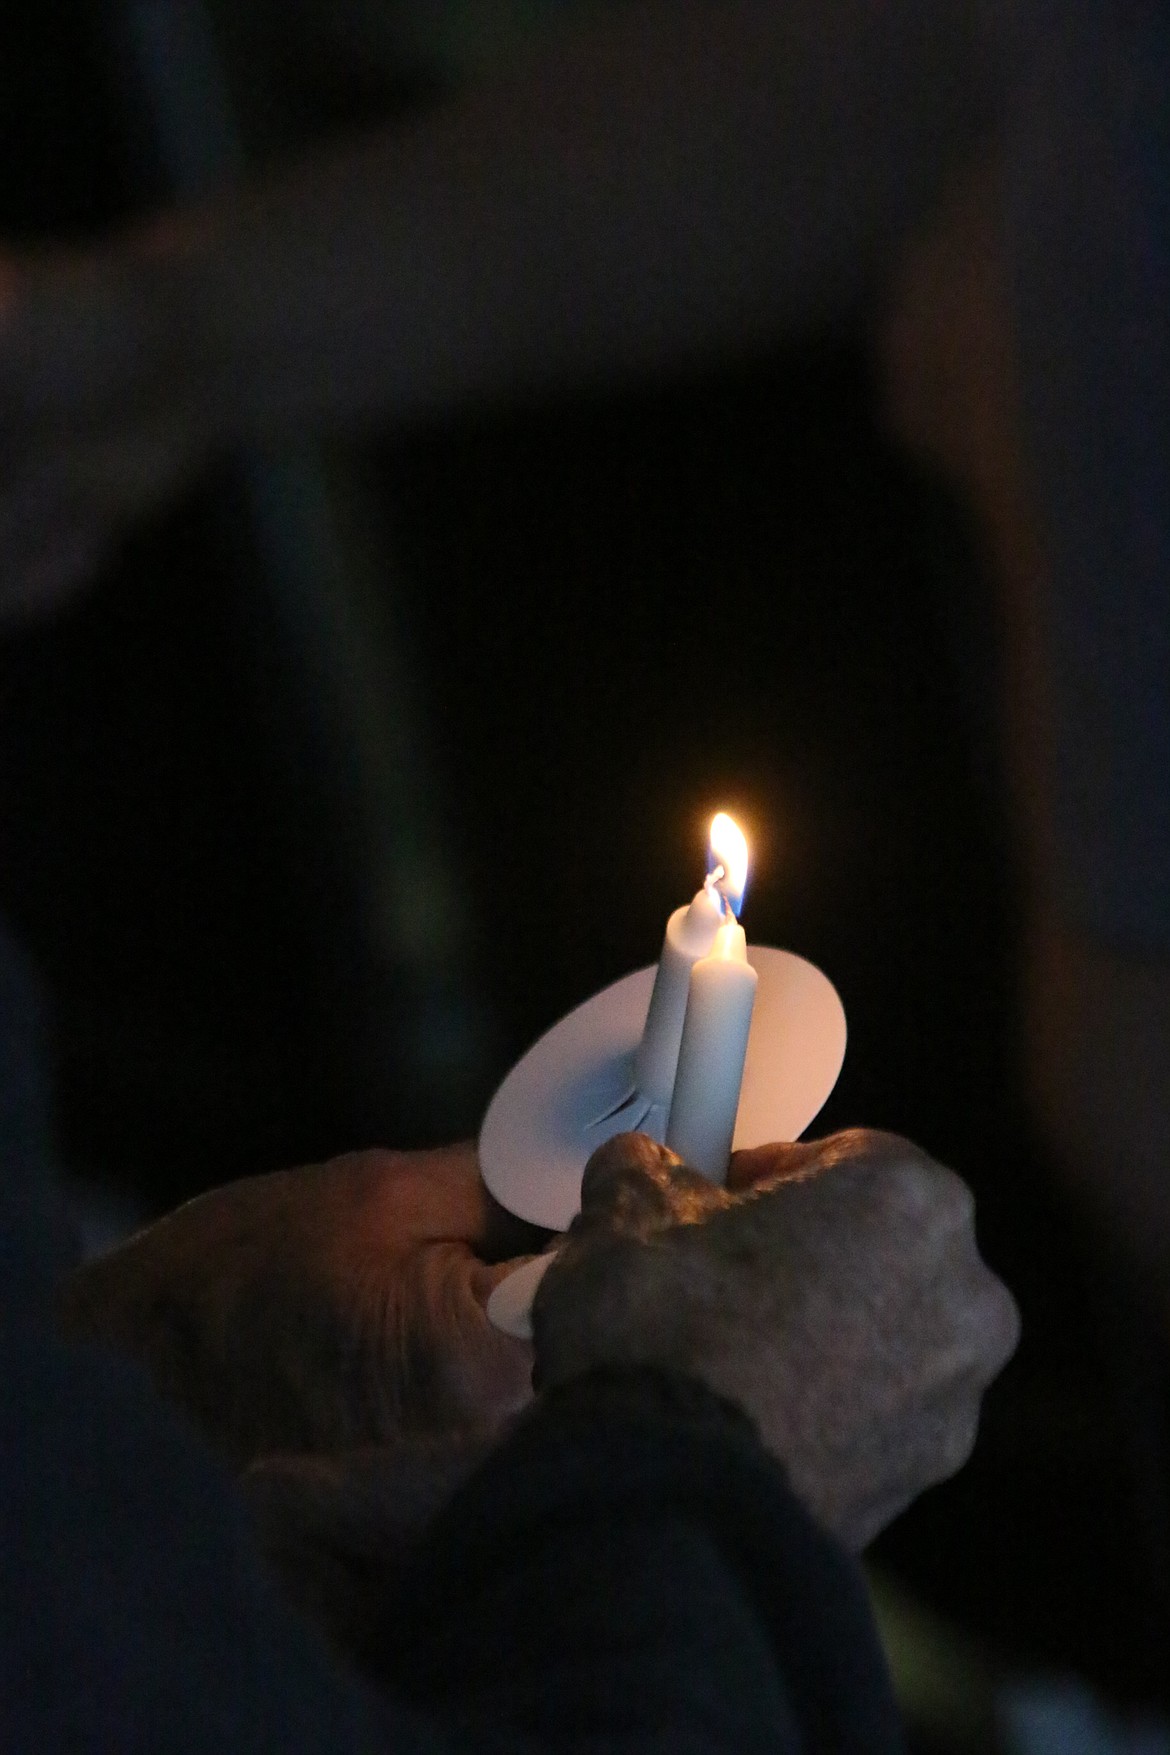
[2,3,1165,1742]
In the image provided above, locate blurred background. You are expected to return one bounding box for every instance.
[1,3,1166,1750]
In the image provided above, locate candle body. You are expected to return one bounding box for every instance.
[634,887,723,1103]
[666,921,758,1181]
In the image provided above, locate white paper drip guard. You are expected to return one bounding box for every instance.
[480,945,846,1234]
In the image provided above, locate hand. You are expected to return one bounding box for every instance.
[60,1144,546,1463]
[0,247,206,618]
[533,1128,1020,1549]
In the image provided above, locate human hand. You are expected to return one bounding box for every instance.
[60,1144,546,1464]
[1,246,206,618]
[533,1128,1020,1549]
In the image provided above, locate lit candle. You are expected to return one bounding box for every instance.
[633,814,750,1105]
[664,819,757,1181]
[633,882,723,1103]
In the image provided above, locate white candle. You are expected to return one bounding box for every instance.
[665,915,758,1182]
[634,883,723,1103]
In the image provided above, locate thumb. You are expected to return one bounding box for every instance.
[577,1131,729,1238]
[580,1130,684,1205]
[726,1137,829,1193]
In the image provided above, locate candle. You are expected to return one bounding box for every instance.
[633,815,749,1104]
[665,915,758,1180]
[665,904,758,1182]
[633,883,723,1102]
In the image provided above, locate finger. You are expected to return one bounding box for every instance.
[730,1127,937,1195]
[413,1240,535,1428]
[344,1143,547,1260]
[467,1250,552,1306]
[578,1131,680,1222]
[908,1388,986,1493]
[578,1131,727,1234]
[409,1142,553,1260]
[582,1131,684,1192]
[842,1388,985,1549]
[906,1260,1021,1400]
[727,1137,831,1192]
[960,1268,1021,1385]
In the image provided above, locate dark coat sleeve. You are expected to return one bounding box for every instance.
[382,1369,907,1755]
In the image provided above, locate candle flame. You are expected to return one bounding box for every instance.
[708,812,749,915]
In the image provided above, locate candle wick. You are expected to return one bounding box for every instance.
[707,864,741,919]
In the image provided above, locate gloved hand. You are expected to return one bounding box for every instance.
[533,1127,1020,1549]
